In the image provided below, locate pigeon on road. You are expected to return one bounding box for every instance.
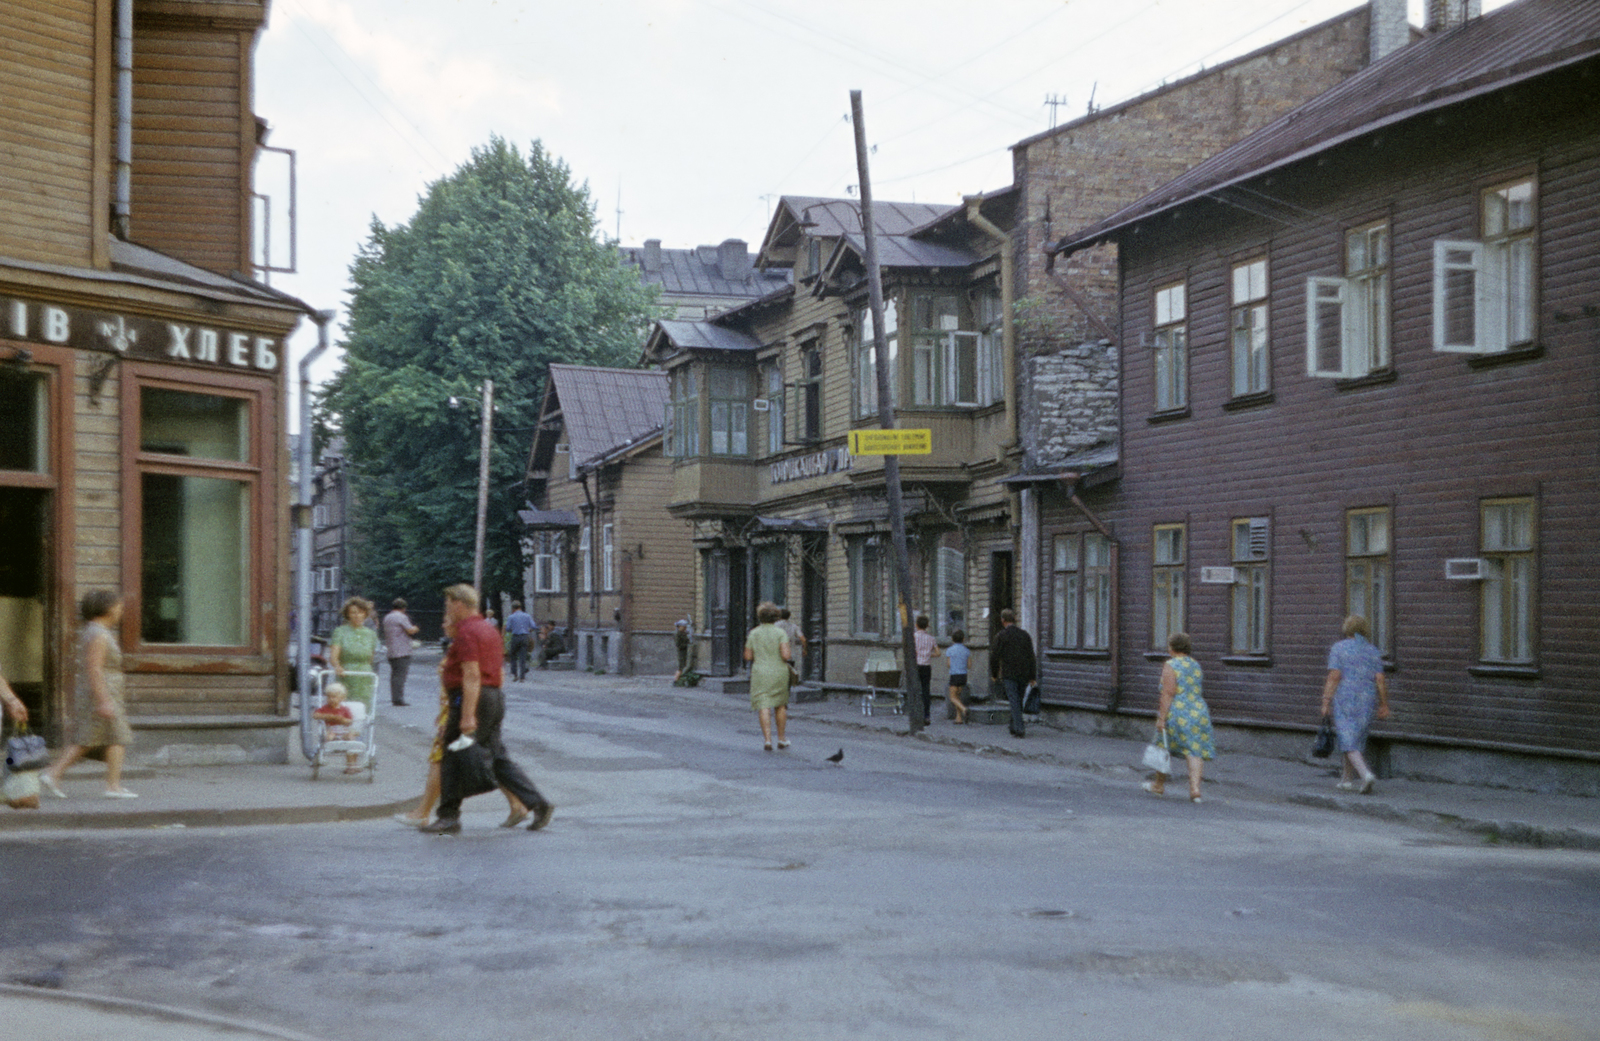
[825,748,844,765]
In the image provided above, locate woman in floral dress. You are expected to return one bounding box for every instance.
[1321,614,1390,794]
[1143,632,1216,803]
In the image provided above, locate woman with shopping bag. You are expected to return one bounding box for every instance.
[1142,632,1216,803]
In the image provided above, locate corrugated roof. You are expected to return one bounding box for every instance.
[777,196,952,238]
[618,243,790,300]
[833,233,983,271]
[1051,0,1600,255]
[652,320,764,354]
[547,364,667,466]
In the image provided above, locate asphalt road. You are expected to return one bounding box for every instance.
[3,679,1597,1041]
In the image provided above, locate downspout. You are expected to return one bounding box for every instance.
[113,0,133,240]
[297,310,336,760]
[1060,476,1120,712]
[964,197,1017,457]
[579,469,596,662]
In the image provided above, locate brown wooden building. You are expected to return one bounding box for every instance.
[1043,0,1600,788]
[0,0,310,764]
[522,364,693,674]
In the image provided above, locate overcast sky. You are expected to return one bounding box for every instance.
[253,0,1512,420]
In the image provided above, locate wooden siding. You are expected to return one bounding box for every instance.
[129,26,250,275]
[0,0,99,267]
[125,671,274,715]
[614,452,696,633]
[1066,74,1600,755]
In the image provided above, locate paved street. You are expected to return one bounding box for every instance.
[3,672,1598,1041]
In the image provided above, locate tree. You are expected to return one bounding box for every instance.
[320,137,659,603]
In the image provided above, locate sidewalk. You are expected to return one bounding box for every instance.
[4,667,1598,851]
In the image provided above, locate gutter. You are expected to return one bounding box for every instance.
[296,309,336,760]
[113,0,133,240]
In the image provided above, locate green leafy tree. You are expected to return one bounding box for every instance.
[320,137,658,602]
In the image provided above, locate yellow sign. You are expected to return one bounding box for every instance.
[848,428,932,455]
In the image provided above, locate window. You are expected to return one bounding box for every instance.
[930,536,966,640]
[0,370,47,472]
[1230,517,1270,655]
[1346,508,1390,655]
[708,366,749,456]
[580,524,592,594]
[316,566,339,593]
[533,532,561,594]
[666,367,698,458]
[137,384,254,646]
[1152,282,1187,411]
[807,237,823,279]
[976,288,1005,407]
[1051,533,1110,650]
[1308,223,1390,379]
[766,361,785,456]
[849,536,887,636]
[602,522,615,592]
[1152,524,1185,651]
[1481,498,1534,663]
[800,345,823,442]
[1434,177,1537,355]
[854,299,898,417]
[910,292,978,407]
[312,503,329,529]
[1231,258,1270,396]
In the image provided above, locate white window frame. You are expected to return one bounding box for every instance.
[1231,258,1270,396]
[766,361,785,456]
[1153,282,1187,410]
[1433,176,1537,355]
[1230,517,1270,656]
[1346,507,1391,656]
[855,300,898,418]
[580,524,592,594]
[1051,535,1079,649]
[312,503,330,529]
[1152,523,1186,651]
[602,522,615,592]
[1480,498,1535,664]
[1432,240,1494,354]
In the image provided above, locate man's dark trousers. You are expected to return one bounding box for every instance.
[1003,678,1027,737]
[508,634,532,681]
[388,655,411,705]
[436,685,546,820]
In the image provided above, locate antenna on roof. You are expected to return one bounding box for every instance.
[1086,82,1098,115]
[1044,93,1067,129]
[615,181,623,242]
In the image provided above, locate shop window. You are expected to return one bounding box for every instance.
[1231,258,1270,397]
[756,543,786,607]
[931,538,966,640]
[849,536,887,636]
[1152,524,1185,651]
[1152,283,1187,411]
[1434,178,1537,355]
[1346,508,1391,655]
[1230,517,1270,656]
[0,370,48,472]
[1481,498,1535,663]
[136,383,255,647]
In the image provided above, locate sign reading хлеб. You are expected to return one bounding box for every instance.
[2,295,283,373]
[847,428,932,456]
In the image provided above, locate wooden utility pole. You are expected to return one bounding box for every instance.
[851,90,924,735]
[473,378,494,600]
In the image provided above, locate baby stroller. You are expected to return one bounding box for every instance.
[309,668,377,781]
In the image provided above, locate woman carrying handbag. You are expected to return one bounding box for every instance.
[1142,632,1216,803]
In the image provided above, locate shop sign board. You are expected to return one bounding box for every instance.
[2,294,282,373]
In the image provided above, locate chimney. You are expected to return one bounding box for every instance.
[718,239,750,282]
[1425,0,1480,33]
[642,239,662,273]
[1369,0,1410,62]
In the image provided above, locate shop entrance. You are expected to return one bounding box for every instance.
[800,534,826,682]
[989,549,1014,644]
[705,547,746,677]
[0,361,56,735]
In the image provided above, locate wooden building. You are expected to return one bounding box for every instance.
[643,195,1022,685]
[0,0,310,764]
[1043,0,1600,786]
[522,364,693,674]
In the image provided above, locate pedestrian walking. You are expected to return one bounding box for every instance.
[945,628,970,724]
[776,608,806,682]
[744,601,792,752]
[989,609,1036,738]
[420,584,553,834]
[1321,615,1391,794]
[41,591,136,799]
[673,618,692,682]
[913,614,940,725]
[381,598,419,706]
[505,602,535,682]
[1143,632,1215,803]
[329,597,379,711]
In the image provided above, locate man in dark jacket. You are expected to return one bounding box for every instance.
[989,608,1037,738]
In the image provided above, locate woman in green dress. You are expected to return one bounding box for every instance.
[743,601,793,752]
[1143,631,1216,803]
[329,597,379,710]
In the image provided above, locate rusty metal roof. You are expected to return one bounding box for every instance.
[618,243,789,301]
[830,233,983,272]
[546,364,667,467]
[649,319,765,355]
[756,196,955,267]
[1051,0,1600,255]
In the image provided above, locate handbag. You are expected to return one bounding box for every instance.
[787,664,801,689]
[5,726,49,773]
[1141,727,1171,774]
[1311,715,1337,759]
[445,740,499,800]
[3,767,40,809]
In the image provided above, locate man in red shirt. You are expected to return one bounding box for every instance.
[421,584,553,834]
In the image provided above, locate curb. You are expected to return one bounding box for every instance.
[0,796,415,833]
[0,983,330,1040]
[1284,792,1600,851]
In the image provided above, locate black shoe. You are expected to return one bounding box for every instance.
[392,700,408,707]
[419,818,461,835]
[528,802,555,831]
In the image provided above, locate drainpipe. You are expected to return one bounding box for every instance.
[112,0,133,240]
[297,310,336,760]
[1061,476,1121,712]
[964,197,1016,457]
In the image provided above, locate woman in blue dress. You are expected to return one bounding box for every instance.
[1143,632,1215,803]
[1321,615,1391,794]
